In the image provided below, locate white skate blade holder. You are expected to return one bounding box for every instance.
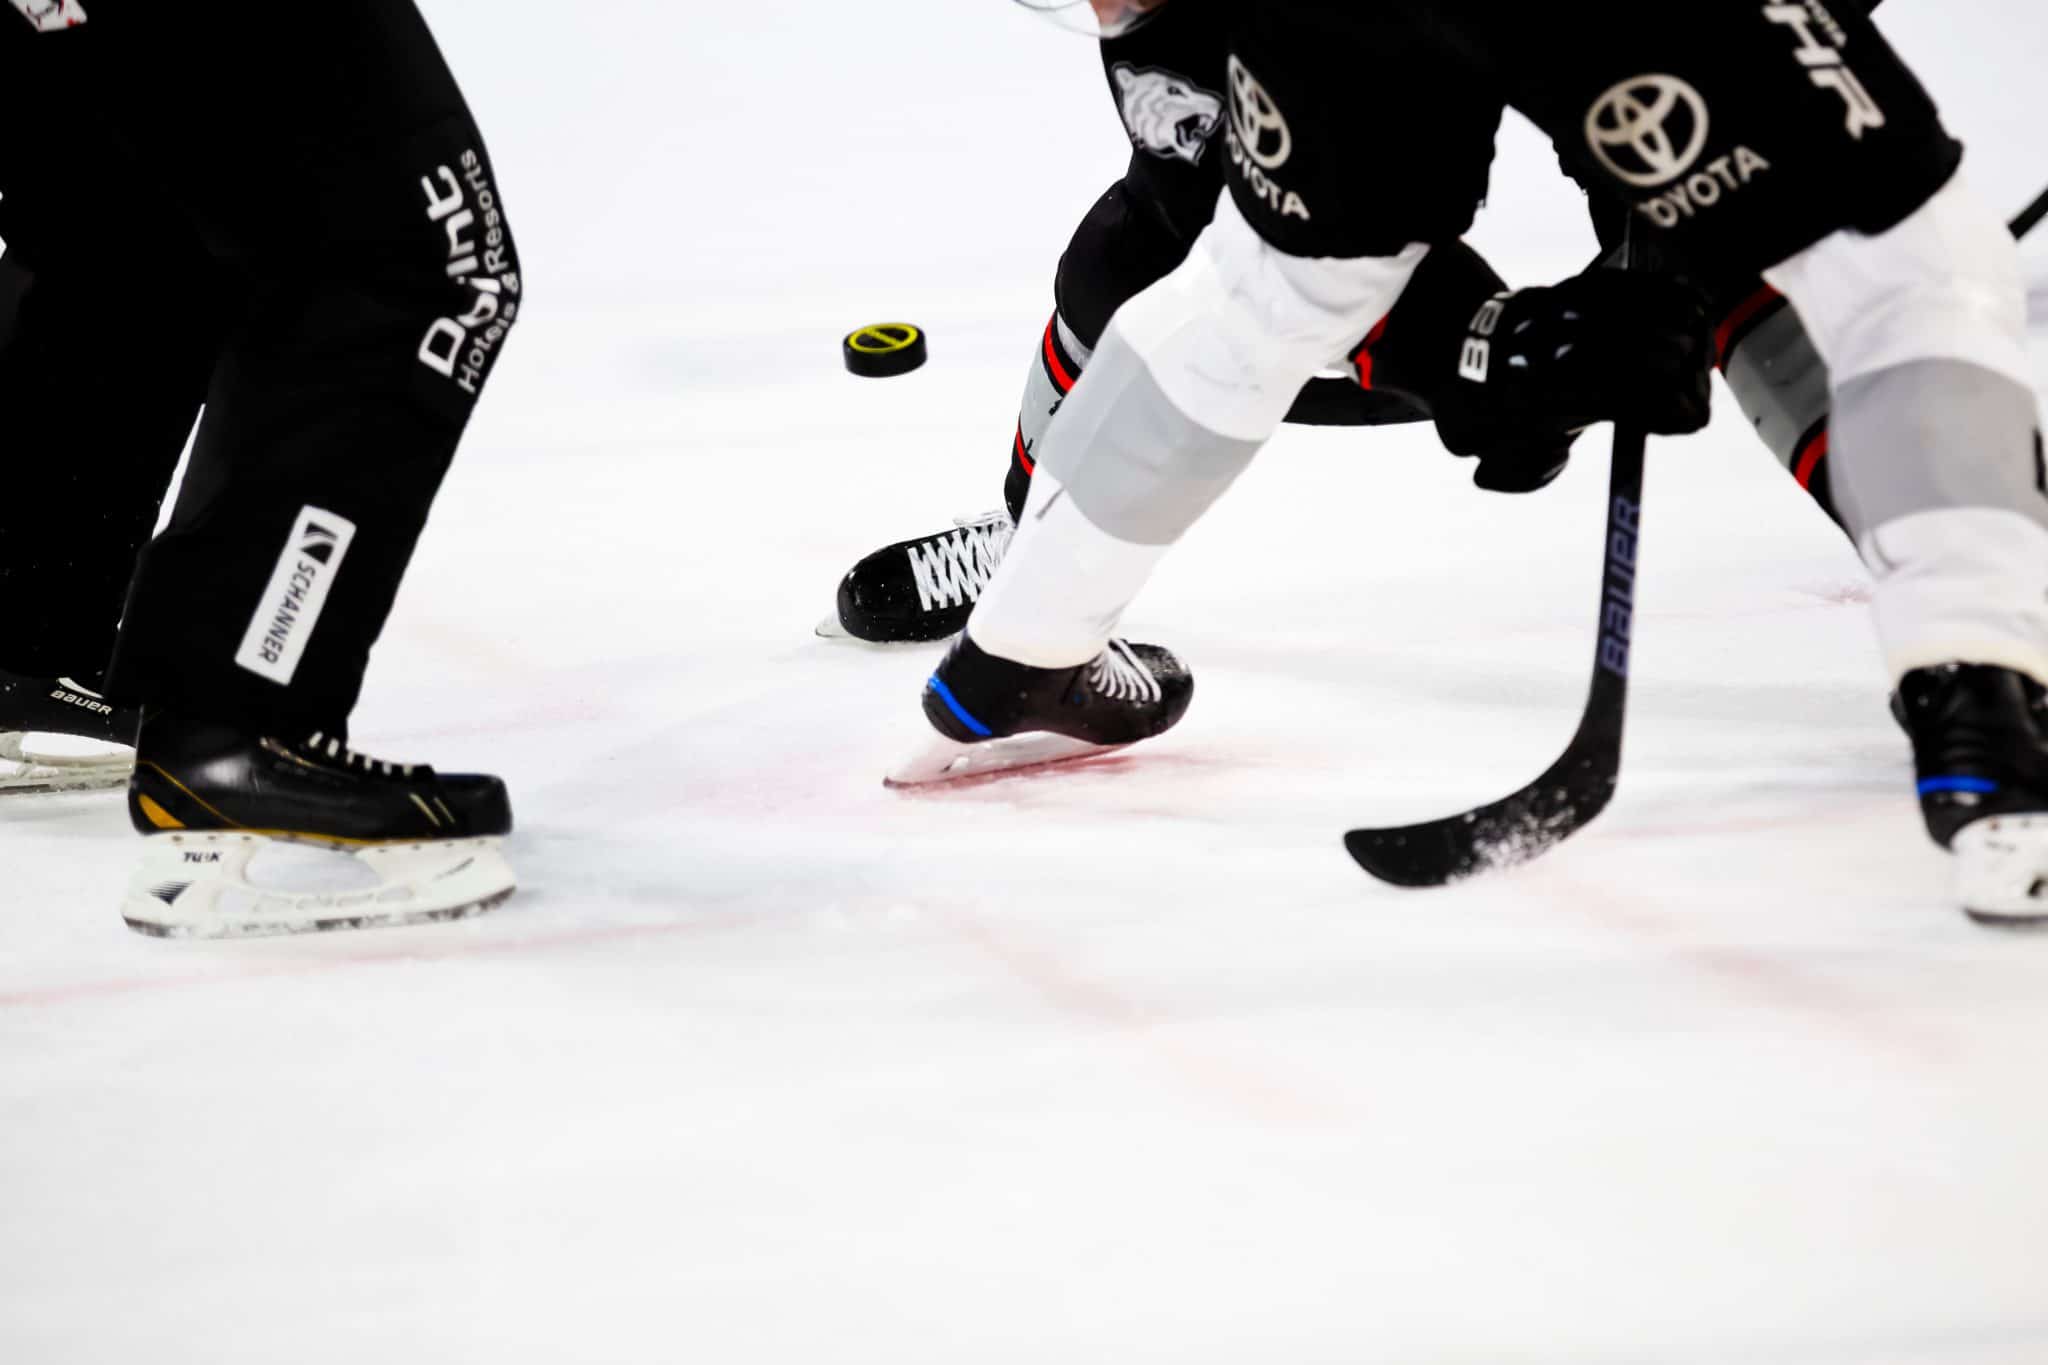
[0,731,133,795]
[1954,815,2048,926]
[885,733,1125,788]
[122,832,516,939]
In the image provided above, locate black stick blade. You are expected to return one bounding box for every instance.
[2012,184,2048,242]
[1344,748,1620,887]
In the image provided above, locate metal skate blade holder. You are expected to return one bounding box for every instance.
[121,832,516,938]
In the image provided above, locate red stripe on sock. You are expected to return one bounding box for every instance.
[1041,318,1077,394]
[1013,424,1034,475]
[1714,285,1784,370]
[1794,426,1829,490]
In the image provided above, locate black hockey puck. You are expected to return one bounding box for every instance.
[843,322,928,378]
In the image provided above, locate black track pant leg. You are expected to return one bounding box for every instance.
[90,1,523,734]
[0,95,228,686]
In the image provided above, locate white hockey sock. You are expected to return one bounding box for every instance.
[966,467,1169,669]
[1765,173,2048,684]
[1862,508,2048,683]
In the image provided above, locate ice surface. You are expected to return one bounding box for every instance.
[6,3,2048,1362]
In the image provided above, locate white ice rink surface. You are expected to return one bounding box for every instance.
[9,3,2048,1361]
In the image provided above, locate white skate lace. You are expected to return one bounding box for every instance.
[1087,640,1162,704]
[303,731,420,779]
[906,510,1014,613]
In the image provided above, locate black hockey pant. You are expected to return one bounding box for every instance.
[0,0,521,735]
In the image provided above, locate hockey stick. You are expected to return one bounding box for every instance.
[1349,197,2043,889]
[2012,184,2048,241]
[1347,210,1655,890]
[1344,423,1646,887]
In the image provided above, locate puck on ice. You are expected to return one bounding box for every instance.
[843,322,928,378]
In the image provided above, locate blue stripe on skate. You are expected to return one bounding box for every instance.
[1918,776,2001,796]
[926,675,993,738]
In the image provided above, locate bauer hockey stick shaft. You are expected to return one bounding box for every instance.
[2012,184,2048,241]
[1344,424,1647,887]
[1347,217,1655,888]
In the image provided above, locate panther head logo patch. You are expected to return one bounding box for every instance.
[1112,64,1225,167]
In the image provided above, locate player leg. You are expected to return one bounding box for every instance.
[887,8,1497,783]
[0,41,231,790]
[831,2,1540,646]
[1469,1,2048,919]
[70,1,525,934]
[1779,199,2048,922]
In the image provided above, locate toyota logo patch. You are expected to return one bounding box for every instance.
[1227,56,1293,172]
[1585,75,1711,188]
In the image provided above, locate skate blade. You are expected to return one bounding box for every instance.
[814,614,948,648]
[884,733,1126,788]
[1956,815,2048,926]
[0,731,133,795]
[120,832,516,939]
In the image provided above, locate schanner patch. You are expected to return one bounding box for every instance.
[9,1,88,32]
[235,507,358,687]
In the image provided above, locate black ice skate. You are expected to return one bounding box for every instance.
[122,713,515,938]
[886,633,1193,787]
[1898,663,2048,925]
[824,511,1013,643]
[0,668,139,794]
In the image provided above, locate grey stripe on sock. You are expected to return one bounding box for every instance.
[1723,305,1832,476]
[1831,359,2045,538]
[1035,327,1263,546]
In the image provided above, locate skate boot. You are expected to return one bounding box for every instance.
[886,632,1193,786]
[0,668,139,794]
[1898,663,2048,925]
[824,510,1014,643]
[122,711,515,938]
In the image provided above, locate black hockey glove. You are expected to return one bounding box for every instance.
[1441,269,1715,451]
[1453,420,1584,494]
[1356,242,1598,494]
